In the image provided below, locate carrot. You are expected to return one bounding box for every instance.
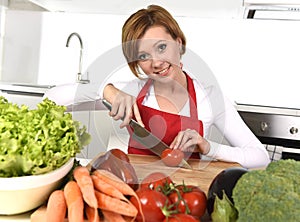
[102,209,127,222]
[92,169,137,196]
[46,190,67,222]
[85,204,100,222]
[64,181,84,222]
[94,190,138,217]
[91,174,128,202]
[73,166,98,209]
[93,170,144,221]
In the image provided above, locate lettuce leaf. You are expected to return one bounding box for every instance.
[0,97,91,177]
[211,190,238,222]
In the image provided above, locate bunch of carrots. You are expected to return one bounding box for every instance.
[45,166,144,222]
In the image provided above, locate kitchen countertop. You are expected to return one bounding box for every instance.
[0,155,240,222]
[0,82,55,95]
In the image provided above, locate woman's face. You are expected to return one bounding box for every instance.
[137,26,182,81]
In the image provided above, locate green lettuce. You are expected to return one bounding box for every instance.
[0,97,91,177]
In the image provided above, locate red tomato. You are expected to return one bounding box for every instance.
[168,185,207,218]
[130,188,170,222]
[140,172,173,191]
[161,148,184,167]
[163,214,200,222]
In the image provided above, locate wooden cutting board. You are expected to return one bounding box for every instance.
[128,154,241,194]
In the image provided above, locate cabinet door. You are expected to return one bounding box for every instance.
[70,110,90,159]
[88,110,114,158]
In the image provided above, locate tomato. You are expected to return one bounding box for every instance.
[140,172,173,191]
[130,188,170,222]
[163,214,200,222]
[168,185,207,218]
[161,148,184,167]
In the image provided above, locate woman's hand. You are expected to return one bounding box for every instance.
[103,84,144,128]
[169,129,210,155]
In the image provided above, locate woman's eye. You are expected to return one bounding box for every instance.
[138,53,149,61]
[158,43,167,52]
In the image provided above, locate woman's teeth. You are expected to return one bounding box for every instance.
[158,67,168,75]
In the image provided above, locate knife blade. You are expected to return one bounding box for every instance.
[102,99,192,169]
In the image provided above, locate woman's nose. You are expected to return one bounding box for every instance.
[151,58,164,69]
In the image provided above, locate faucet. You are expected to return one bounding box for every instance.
[66,32,90,84]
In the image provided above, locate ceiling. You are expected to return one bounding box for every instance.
[19,0,244,18]
[6,0,300,15]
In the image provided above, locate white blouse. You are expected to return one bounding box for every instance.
[99,76,270,169]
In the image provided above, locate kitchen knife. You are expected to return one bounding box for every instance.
[102,99,192,169]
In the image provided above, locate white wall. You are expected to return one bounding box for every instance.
[37,12,127,85]
[178,18,300,109]
[0,6,6,77]
[2,11,300,109]
[1,10,43,83]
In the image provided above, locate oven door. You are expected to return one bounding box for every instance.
[238,108,300,161]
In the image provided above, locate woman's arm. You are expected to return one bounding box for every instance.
[206,97,270,169]
[101,80,145,128]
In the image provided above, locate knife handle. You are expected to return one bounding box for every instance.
[102,99,126,121]
[102,99,112,111]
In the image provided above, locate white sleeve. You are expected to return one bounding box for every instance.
[97,75,147,99]
[205,96,270,169]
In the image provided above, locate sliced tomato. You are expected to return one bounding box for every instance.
[140,172,173,192]
[130,188,170,222]
[161,148,184,167]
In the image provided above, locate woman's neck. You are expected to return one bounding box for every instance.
[153,70,188,113]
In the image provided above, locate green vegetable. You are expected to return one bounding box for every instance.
[0,97,91,177]
[211,190,238,222]
[232,159,300,222]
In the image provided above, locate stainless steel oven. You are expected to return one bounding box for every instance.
[237,103,300,161]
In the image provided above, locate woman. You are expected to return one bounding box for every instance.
[101,5,270,168]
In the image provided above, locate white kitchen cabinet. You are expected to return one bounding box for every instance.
[69,109,127,159]
[74,110,128,158]
[88,110,116,157]
[68,110,90,158]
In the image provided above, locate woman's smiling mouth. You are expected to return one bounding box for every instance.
[155,65,171,76]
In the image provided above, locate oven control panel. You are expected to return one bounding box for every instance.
[238,111,300,161]
[238,111,300,141]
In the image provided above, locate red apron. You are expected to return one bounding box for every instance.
[127,73,203,159]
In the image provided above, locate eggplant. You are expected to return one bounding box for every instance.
[207,167,248,215]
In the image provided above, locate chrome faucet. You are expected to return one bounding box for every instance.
[66,32,90,84]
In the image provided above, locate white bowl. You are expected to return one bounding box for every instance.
[0,158,74,215]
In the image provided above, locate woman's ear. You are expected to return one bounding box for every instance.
[176,37,183,54]
[176,37,182,47]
